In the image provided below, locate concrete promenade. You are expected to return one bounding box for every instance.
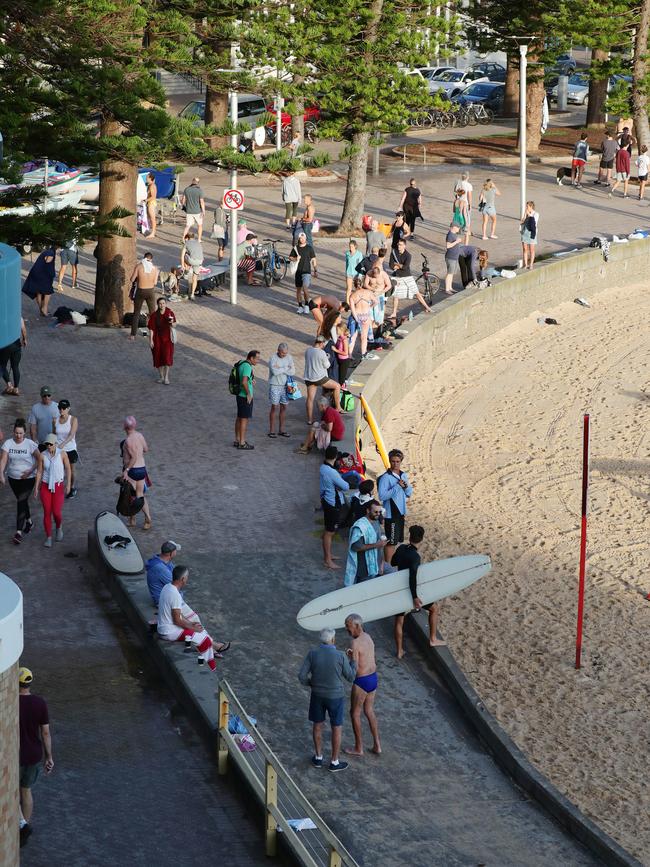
[5,153,644,865]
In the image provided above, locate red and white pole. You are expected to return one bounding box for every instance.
[575,414,590,670]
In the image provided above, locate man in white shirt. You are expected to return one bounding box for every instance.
[157,566,230,671]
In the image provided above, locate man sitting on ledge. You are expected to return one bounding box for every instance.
[157,565,230,671]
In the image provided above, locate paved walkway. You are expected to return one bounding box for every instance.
[6,154,638,865]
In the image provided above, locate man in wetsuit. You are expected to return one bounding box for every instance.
[392,525,445,659]
[343,613,381,757]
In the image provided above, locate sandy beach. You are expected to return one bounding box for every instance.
[380,281,650,862]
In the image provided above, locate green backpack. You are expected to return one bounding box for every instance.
[228,360,245,395]
[340,390,355,412]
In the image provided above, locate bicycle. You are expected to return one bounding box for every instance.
[469,104,494,125]
[415,254,440,305]
[260,238,289,286]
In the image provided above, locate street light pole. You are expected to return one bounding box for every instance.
[519,42,528,219]
[229,90,238,306]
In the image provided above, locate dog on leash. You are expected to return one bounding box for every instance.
[556,167,573,185]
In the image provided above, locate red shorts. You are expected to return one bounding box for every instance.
[572,158,586,168]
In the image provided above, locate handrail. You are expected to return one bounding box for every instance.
[218,679,359,867]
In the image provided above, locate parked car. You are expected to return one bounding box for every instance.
[547,73,590,104]
[468,62,506,82]
[178,93,268,140]
[549,53,577,76]
[264,103,321,127]
[451,82,505,114]
[429,68,489,98]
[407,66,455,92]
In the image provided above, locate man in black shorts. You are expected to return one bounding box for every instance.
[319,445,349,569]
[377,448,413,565]
[392,525,445,658]
[234,350,260,450]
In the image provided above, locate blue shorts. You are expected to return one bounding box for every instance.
[295,272,312,290]
[127,466,147,482]
[309,694,344,726]
[60,248,78,266]
[354,672,378,693]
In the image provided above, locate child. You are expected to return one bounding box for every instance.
[332,322,350,387]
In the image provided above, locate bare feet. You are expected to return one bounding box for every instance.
[397,649,406,659]
[370,746,382,756]
[490,235,499,239]
[344,748,364,757]
[323,561,338,570]
[481,235,487,240]
[430,638,447,647]
[443,289,456,296]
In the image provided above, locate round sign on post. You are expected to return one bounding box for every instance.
[223,188,244,210]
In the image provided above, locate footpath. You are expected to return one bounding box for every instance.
[5,158,638,865]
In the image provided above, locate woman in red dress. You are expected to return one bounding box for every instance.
[147,297,176,384]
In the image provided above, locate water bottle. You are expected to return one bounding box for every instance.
[408,310,413,321]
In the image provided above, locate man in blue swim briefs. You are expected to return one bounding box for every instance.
[343,613,381,757]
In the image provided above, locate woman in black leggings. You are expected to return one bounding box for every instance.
[0,418,41,544]
[0,318,27,396]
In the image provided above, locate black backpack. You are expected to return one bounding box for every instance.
[228,360,245,395]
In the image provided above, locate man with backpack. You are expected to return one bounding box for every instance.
[230,350,260,450]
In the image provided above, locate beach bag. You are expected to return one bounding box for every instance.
[312,219,320,234]
[170,327,177,344]
[115,478,144,517]
[228,713,256,735]
[287,258,298,277]
[340,390,355,412]
[228,360,245,395]
[315,427,331,450]
[285,375,302,400]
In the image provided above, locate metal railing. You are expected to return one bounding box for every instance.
[218,680,360,867]
[400,143,427,165]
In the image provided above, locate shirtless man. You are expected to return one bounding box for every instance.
[121,415,152,530]
[295,193,316,247]
[308,294,341,329]
[392,525,445,658]
[349,282,377,361]
[344,613,381,757]
[145,172,157,238]
[128,253,159,340]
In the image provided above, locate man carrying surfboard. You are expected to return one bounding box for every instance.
[343,614,381,757]
[392,525,446,658]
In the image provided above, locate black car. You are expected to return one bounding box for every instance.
[468,62,506,83]
[451,82,505,114]
[548,53,577,76]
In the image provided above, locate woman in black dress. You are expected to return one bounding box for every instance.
[389,211,411,250]
[398,178,423,235]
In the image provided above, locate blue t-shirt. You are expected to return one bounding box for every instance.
[146,555,173,605]
[319,462,349,507]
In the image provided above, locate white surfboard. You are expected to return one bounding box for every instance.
[297,555,491,632]
[95,511,144,575]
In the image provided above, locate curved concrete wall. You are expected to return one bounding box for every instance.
[352,240,649,865]
[354,239,650,431]
[0,573,23,866]
[0,243,21,349]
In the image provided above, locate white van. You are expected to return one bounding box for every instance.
[178,93,268,143]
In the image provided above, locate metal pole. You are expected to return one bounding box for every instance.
[373,130,380,176]
[519,44,527,219]
[229,91,238,306]
[276,94,282,152]
[575,414,590,670]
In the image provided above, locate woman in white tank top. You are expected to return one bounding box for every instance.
[55,399,78,498]
[33,433,71,547]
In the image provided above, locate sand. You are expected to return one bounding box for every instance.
[379,282,650,862]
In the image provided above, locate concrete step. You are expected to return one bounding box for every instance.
[156,69,204,96]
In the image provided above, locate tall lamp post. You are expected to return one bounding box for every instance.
[229,90,238,306]
[519,42,528,219]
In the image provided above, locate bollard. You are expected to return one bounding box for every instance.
[557,74,569,112]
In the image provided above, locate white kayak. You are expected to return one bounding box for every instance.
[297,555,491,632]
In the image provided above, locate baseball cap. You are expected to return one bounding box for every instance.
[40,386,52,397]
[58,399,70,410]
[42,433,58,445]
[161,540,181,554]
[19,667,33,685]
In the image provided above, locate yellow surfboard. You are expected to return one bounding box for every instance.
[359,394,390,468]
